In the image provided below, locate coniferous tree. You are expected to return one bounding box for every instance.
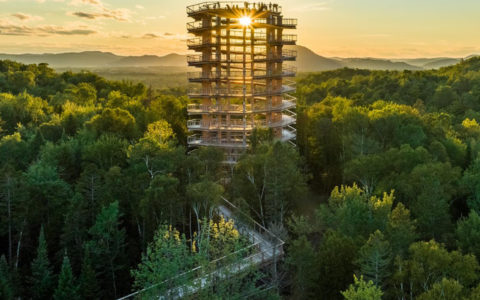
[0,255,14,300]
[78,250,99,300]
[53,253,79,300]
[30,226,54,300]
[356,230,392,288]
[86,201,126,298]
[316,230,357,300]
[286,235,317,299]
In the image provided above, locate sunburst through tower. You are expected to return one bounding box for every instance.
[186,2,297,164]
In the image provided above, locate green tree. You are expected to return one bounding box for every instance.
[26,161,71,246]
[393,240,479,298]
[0,166,26,265]
[0,255,14,300]
[356,230,392,287]
[53,253,79,300]
[83,134,128,170]
[233,141,307,226]
[75,163,104,223]
[456,210,480,259]
[131,225,193,298]
[408,162,459,241]
[146,95,187,143]
[0,132,29,170]
[316,230,358,300]
[30,226,54,300]
[184,146,224,182]
[317,184,393,240]
[86,107,137,139]
[385,203,417,258]
[140,174,182,241]
[430,85,457,108]
[86,201,126,298]
[10,71,35,94]
[286,235,317,299]
[469,283,480,300]
[186,179,224,232]
[78,250,99,300]
[341,275,383,300]
[128,123,183,181]
[417,278,464,300]
[72,82,97,106]
[461,158,480,212]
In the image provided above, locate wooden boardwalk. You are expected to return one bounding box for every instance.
[117,199,284,300]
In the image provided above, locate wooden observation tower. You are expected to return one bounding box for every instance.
[186,1,297,163]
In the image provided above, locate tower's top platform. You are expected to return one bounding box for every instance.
[187,1,282,18]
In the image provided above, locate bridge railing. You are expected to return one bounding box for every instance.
[117,198,284,300]
[220,197,285,249]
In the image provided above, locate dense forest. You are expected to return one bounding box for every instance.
[1,57,480,299]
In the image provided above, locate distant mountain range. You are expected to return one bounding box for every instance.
[0,46,476,72]
[0,51,187,69]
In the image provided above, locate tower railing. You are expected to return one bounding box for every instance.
[187,128,296,146]
[187,66,297,81]
[187,2,283,15]
[188,18,297,31]
[187,85,295,98]
[187,102,296,115]
[187,115,295,130]
[187,50,297,65]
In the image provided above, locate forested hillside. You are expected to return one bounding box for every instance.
[1,57,480,299]
[290,57,480,299]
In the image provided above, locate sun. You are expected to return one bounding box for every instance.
[239,16,252,27]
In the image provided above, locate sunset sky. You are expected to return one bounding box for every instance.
[1,0,479,58]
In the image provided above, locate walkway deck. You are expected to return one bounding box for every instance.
[117,198,284,300]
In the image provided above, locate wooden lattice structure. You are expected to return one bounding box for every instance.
[187,1,297,163]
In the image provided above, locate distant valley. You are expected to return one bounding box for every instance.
[1,46,476,89]
[0,45,475,72]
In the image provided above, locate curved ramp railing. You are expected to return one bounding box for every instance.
[117,198,284,300]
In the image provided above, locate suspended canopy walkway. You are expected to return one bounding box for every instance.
[117,198,284,300]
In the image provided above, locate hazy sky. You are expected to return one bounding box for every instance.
[1,0,479,58]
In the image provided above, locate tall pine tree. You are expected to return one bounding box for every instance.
[0,255,14,300]
[30,226,54,300]
[86,201,126,298]
[356,230,392,288]
[53,253,79,300]
[78,249,99,300]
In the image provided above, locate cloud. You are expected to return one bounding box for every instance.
[69,0,102,6]
[11,13,44,22]
[0,21,96,36]
[70,8,130,21]
[142,33,159,39]
[139,32,188,41]
[68,0,132,22]
[136,5,144,10]
[71,12,96,19]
